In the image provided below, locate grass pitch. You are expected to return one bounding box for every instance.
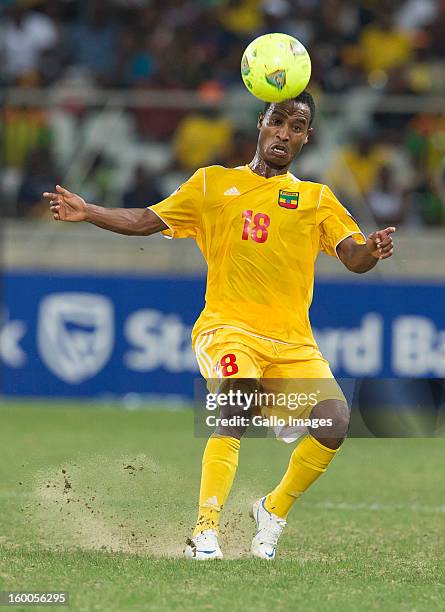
[1,402,444,611]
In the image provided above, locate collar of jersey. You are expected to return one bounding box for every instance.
[243,164,295,182]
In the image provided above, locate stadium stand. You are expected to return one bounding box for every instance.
[1,0,444,227]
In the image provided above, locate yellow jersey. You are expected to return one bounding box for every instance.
[150,164,365,347]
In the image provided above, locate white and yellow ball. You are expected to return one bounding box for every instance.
[241,33,311,103]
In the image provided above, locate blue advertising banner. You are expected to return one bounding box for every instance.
[1,271,444,398]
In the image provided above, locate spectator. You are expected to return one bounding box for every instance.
[358,10,413,77]
[218,0,264,36]
[173,111,234,170]
[79,152,116,204]
[67,1,119,85]
[122,165,163,209]
[219,130,256,169]
[16,145,59,217]
[367,164,409,226]
[434,159,445,209]
[405,114,445,176]
[0,1,59,85]
[426,2,445,59]
[415,161,445,226]
[393,0,438,33]
[117,30,156,88]
[2,106,52,168]
[326,134,394,204]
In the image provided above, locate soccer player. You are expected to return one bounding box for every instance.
[43,91,395,560]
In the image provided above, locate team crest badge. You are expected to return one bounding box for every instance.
[278,190,299,209]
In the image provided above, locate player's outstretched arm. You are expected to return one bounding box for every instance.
[43,185,167,236]
[337,226,396,273]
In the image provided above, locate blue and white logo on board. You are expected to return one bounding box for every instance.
[37,293,114,384]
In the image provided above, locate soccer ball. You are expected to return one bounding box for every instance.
[241,33,311,103]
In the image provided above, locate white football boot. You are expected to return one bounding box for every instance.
[184,530,223,560]
[250,497,286,560]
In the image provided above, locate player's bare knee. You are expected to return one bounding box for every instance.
[214,377,257,439]
[310,399,350,442]
[331,405,350,440]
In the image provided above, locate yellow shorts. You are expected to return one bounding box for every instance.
[194,327,346,422]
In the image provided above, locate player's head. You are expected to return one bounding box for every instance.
[256,91,315,169]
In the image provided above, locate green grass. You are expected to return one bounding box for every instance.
[1,402,444,611]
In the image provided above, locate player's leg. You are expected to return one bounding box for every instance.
[264,398,348,519]
[186,330,262,559]
[251,352,347,559]
[194,375,259,536]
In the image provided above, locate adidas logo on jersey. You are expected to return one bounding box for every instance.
[224,186,240,196]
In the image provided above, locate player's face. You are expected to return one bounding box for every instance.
[257,101,312,168]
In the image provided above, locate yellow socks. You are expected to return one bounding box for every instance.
[194,434,240,535]
[194,434,337,532]
[264,435,338,519]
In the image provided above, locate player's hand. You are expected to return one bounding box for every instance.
[366,226,396,260]
[43,185,87,222]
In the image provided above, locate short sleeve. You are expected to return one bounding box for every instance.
[150,168,205,239]
[317,185,366,257]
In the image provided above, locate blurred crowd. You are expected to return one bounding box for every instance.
[1,0,445,226]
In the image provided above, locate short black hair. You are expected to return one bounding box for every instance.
[263,90,315,127]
